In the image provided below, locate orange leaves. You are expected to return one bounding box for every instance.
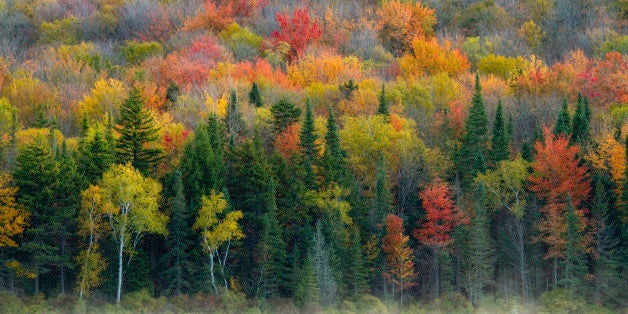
[376,0,436,55]
[399,37,470,78]
[271,8,322,62]
[274,123,300,159]
[0,173,29,248]
[208,59,292,89]
[382,214,416,290]
[576,52,628,106]
[414,180,461,248]
[287,51,364,88]
[184,0,235,32]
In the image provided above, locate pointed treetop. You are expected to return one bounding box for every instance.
[377,83,390,116]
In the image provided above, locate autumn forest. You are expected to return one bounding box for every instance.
[0,0,626,313]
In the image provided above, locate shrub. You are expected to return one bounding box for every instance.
[432,293,471,313]
[355,294,387,314]
[39,16,81,44]
[121,41,163,64]
[540,289,586,313]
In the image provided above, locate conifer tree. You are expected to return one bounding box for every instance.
[459,73,489,188]
[295,250,321,306]
[561,196,587,292]
[372,155,393,230]
[249,82,263,108]
[491,100,510,164]
[78,130,114,184]
[553,97,571,137]
[571,94,590,145]
[322,107,347,185]
[115,87,162,175]
[271,98,301,133]
[224,89,246,144]
[300,98,319,189]
[166,82,180,104]
[347,227,369,295]
[467,183,495,305]
[377,83,389,117]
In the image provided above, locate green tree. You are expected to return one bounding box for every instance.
[571,93,590,145]
[561,196,587,293]
[377,83,389,116]
[78,129,115,184]
[491,99,510,164]
[459,73,489,188]
[300,98,319,189]
[347,227,369,295]
[249,82,263,108]
[115,87,162,175]
[224,89,246,144]
[166,82,180,104]
[271,98,301,133]
[322,107,347,185]
[295,250,321,306]
[372,155,393,230]
[467,183,495,305]
[553,97,571,137]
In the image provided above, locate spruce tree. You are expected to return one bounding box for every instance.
[347,227,369,295]
[553,97,571,137]
[295,250,321,306]
[115,87,162,175]
[322,107,347,185]
[571,94,590,145]
[78,129,114,184]
[467,183,495,305]
[459,73,489,188]
[258,179,289,298]
[377,83,389,116]
[224,89,246,144]
[561,196,587,292]
[491,99,510,164]
[300,98,319,189]
[249,82,263,108]
[166,82,180,104]
[372,155,393,231]
[271,98,301,133]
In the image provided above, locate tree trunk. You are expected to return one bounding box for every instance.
[34,274,39,295]
[116,234,125,304]
[434,246,440,300]
[209,252,217,293]
[60,233,66,294]
[553,257,558,288]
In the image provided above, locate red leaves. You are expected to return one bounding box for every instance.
[272,8,322,62]
[274,123,301,159]
[382,214,415,290]
[576,52,628,106]
[414,180,461,248]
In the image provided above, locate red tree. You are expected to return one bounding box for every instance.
[271,8,322,62]
[382,214,415,307]
[274,123,300,159]
[529,127,592,285]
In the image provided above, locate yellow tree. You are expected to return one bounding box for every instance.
[193,190,244,292]
[99,164,168,304]
[76,185,115,299]
[0,173,28,248]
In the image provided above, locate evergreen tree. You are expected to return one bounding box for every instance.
[258,179,289,298]
[561,196,587,292]
[459,73,489,188]
[78,129,114,184]
[467,183,495,305]
[32,104,51,128]
[115,87,162,175]
[521,138,533,162]
[571,94,590,145]
[271,98,301,133]
[295,250,321,306]
[166,82,180,104]
[249,82,263,108]
[322,107,347,185]
[311,220,337,306]
[377,83,389,116]
[372,155,393,230]
[491,100,510,164]
[4,107,18,170]
[553,97,571,137]
[224,89,246,144]
[299,98,319,189]
[347,227,369,295]
[160,171,193,296]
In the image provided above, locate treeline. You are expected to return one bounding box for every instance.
[0,75,626,312]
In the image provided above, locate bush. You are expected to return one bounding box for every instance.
[355,294,387,314]
[121,289,169,313]
[0,291,25,313]
[432,293,471,313]
[39,16,81,44]
[121,41,163,64]
[540,289,586,313]
[338,300,357,313]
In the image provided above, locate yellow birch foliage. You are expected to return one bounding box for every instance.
[193,191,244,253]
[587,133,626,195]
[0,173,28,248]
[399,37,470,78]
[77,78,127,122]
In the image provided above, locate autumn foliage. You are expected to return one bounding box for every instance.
[414,180,462,247]
[272,8,322,62]
[382,214,416,292]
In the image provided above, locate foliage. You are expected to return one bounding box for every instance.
[399,37,470,78]
[0,173,28,247]
[272,8,322,62]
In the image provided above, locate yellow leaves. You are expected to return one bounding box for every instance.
[17,128,64,149]
[519,21,545,51]
[305,184,353,226]
[475,158,530,217]
[5,260,36,279]
[204,92,229,118]
[0,173,28,248]
[78,78,127,122]
[399,37,470,78]
[194,191,244,252]
[79,185,115,239]
[478,54,528,81]
[287,51,364,87]
[586,133,626,194]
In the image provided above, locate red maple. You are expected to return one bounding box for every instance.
[274,123,301,159]
[382,214,416,295]
[414,180,461,248]
[271,8,322,62]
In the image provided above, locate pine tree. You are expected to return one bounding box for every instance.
[467,183,495,305]
[78,130,114,184]
[249,82,263,108]
[295,250,321,306]
[491,100,510,164]
[459,73,489,188]
[224,89,246,144]
[32,104,51,128]
[561,196,587,292]
[322,107,347,185]
[571,93,590,145]
[166,82,180,104]
[377,83,389,117]
[347,227,369,295]
[372,155,393,230]
[161,171,193,296]
[271,98,301,133]
[115,87,162,175]
[4,107,18,170]
[311,220,337,306]
[553,97,571,137]
[258,179,289,298]
[300,98,319,189]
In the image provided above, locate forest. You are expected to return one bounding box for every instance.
[0,0,626,313]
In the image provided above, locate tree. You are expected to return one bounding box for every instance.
[76,185,112,299]
[376,0,436,56]
[224,89,245,144]
[322,107,347,185]
[377,84,389,117]
[271,98,301,134]
[0,173,28,248]
[347,227,369,295]
[529,128,591,287]
[571,94,590,145]
[467,183,494,305]
[115,87,162,175]
[553,97,571,137]
[295,249,321,305]
[491,99,510,164]
[561,196,588,292]
[257,179,289,298]
[372,155,393,230]
[299,98,319,189]
[272,8,322,61]
[193,190,244,293]
[414,180,461,299]
[459,73,489,188]
[249,82,263,108]
[78,129,115,184]
[98,164,168,304]
[382,214,415,308]
[311,220,337,306]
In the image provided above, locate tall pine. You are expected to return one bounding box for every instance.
[271,98,301,133]
[249,82,263,108]
[571,93,590,145]
[459,73,489,188]
[491,99,510,164]
[115,87,162,175]
[322,107,347,185]
[377,83,389,116]
[224,89,246,144]
[561,196,587,292]
[467,183,494,305]
[300,98,319,189]
[553,97,571,137]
